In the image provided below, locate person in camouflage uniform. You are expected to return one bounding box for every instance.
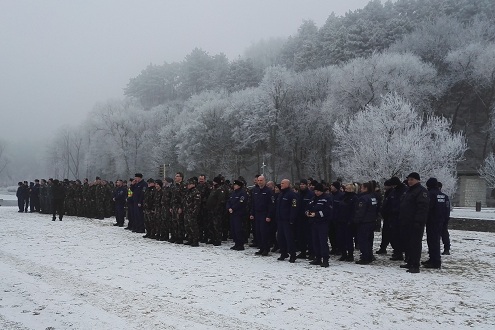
[46,179,53,215]
[94,177,105,220]
[169,172,187,244]
[143,178,156,238]
[152,180,163,240]
[103,180,114,218]
[220,176,232,241]
[82,179,91,218]
[74,179,83,217]
[196,174,211,243]
[205,176,225,246]
[183,178,202,246]
[160,177,173,241]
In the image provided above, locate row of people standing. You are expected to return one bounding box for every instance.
[29,170,451,274]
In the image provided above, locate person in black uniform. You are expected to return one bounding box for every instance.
[132,173,147,233]
[422,178,445,269]
[51,179,66,221]
[113,179,127,227]
[399,172,429,273]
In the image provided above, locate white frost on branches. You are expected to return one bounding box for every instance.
[333,93,467,196]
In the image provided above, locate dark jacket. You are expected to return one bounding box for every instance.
[338,192,358,224]
[52,183,66,201]
[331,190,344,222]
[113,186,127,204]
[427,187,447,224]
[306,193,332,223]
[275,188,298,224]
[226,187,248,217]
[399,183,429,226]
[250,185,273,216]
[354,193,378,224]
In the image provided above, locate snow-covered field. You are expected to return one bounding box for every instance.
[0,207,494,329]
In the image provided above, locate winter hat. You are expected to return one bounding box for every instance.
[406,172,420,181]
[213,176,222,185]
[389,177,402,186]
[426,177,438,189]
[331,181,341,190]
[233,179,244,187]
[314,183,325,192]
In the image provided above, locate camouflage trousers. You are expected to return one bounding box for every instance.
[208,211,223,243]
[155,209,171,240]
[184,213,199,243]
[144,212,156,236]
[170,209,185,242]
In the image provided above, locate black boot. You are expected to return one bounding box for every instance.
[277,253,289,261]
[289,255,296,263]
[321,259,329,268]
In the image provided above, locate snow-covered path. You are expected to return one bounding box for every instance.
[0,206,494,329]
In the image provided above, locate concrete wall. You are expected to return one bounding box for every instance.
[458,176,486,207]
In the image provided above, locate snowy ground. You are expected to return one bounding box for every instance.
[1,207,494,329]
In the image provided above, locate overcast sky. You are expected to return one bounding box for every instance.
[0,0,370,145]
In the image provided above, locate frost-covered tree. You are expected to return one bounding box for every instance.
[479,153,495,188]
[325,51,440,116]
[333,93,467,196]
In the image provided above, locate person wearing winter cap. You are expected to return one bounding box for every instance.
[295,179,315,259]
[169,172,186,244]
[306,182,331,267]
[399,172,429,273]
[205,176,225,246]
[437,182,451,256]
[227,179,248,250]
[422,177,444,270]
[183,177,201,247]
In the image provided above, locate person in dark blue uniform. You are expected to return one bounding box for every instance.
[113,179,128,227]
[355,181,378,264]
[132,173,147,233]
[295,179,314,259]
[250,175,274,256]
[227,179,248,251]
[384,177,407,261]
[16,182,25,212]
[399,172,429,273]
[336,183,359,262]
[306,183,332,267]
[422,177,445,269]
[275,179,298,263]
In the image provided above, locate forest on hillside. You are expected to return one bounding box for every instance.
[45,0,495,192]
